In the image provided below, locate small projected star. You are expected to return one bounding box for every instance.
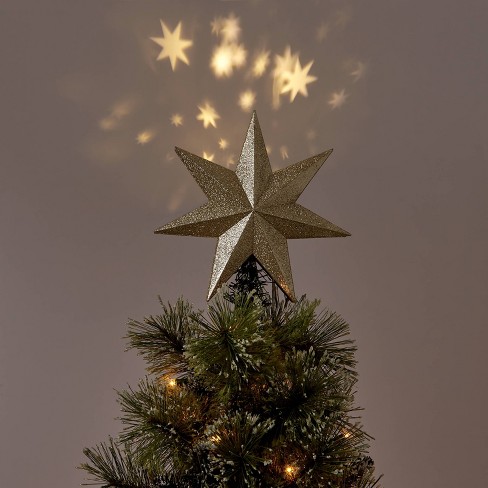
[238,90,256,112]
[218,138,229,150]
[136,131,154,144]
[328,89,348,109]
[170,113,183,126]
[221,13,241,42]
[211,16,224,36]
[281,58,317,102]
[197,103,220,128]
[252,50,270,77]
[150,20,193,71]
[272,46,299,108]
[350,61,366,81]
[202,151,215,162]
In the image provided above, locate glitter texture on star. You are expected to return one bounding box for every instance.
[155,112,350,302]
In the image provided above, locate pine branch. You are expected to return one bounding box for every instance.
[272,299,358,375]
[186,293,273,400]
[80,438,155,488]
[126,298,194,377]
[117,378,207,472]
[82,292,382,487]
[206,412,274,487]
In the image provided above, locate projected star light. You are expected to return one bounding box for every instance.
[197,102,220,128]
[238,89,256,112]
[272,46,298,108]
[155,112,350,302]
[328,89,348,109]
[150,20,193,70]
[170,113,183,126]
[218,138,229,150]
[281,58,317,102]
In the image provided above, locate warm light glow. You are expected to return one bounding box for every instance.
[328,89,348,109]
[280,145,289,160]
[159,375,178,388]
[238,90,256,112]
[99,99,134,131]
[280,58,317,102]
[218,138,229,150]
[231,43,247,68]
[350,61,366,81]
[150,20,193,71]
[170,113,183,126]
[136,130,154,144]
[99,117,116,131]
[284,464,298,479]
[197,102,220,128]
[202,151,215,162]
[210,16,224,36]
[272,46,298,108]
[211,44,234,77]
[210,434,221,443]
[111,100,133,119]
[342,428,352,438]
[221,13,241,42]
[252,50,270,77]
[210,43,247,78]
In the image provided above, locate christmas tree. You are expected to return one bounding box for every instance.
[81,113,381,487]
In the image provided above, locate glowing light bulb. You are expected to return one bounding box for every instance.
[284,464,298,479]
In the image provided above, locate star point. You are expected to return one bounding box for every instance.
[156,112,349,301]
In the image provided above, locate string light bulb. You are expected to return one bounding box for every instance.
[284,464,298,479]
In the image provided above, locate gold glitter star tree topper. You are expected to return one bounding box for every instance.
[155,112,350,301]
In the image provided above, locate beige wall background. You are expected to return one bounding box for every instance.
[1,1,487,486]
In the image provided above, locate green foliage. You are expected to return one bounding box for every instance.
[81,438,155,488]
[81,290,381,487]
[186,293,273,402]
[126,298,194,378]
